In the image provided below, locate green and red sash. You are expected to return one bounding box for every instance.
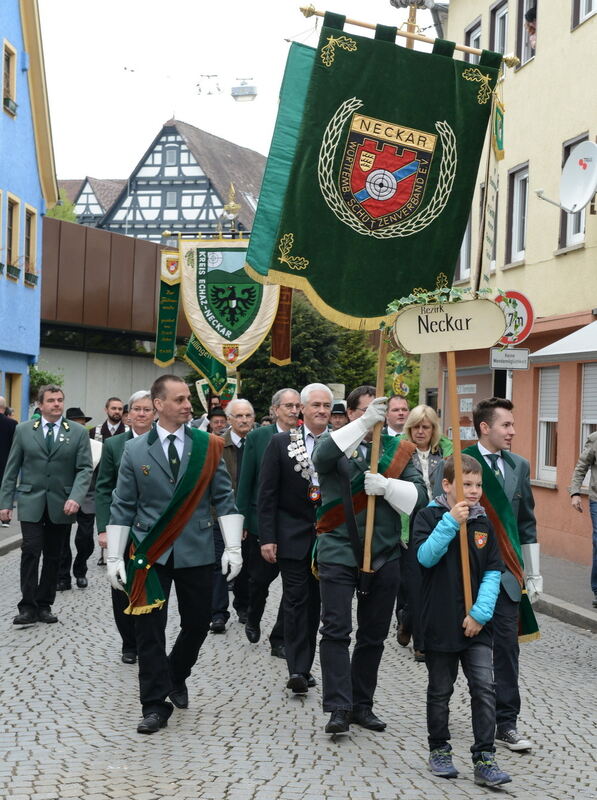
[316,436,416,533]
[124,429,224,615]
[463,446,539,642]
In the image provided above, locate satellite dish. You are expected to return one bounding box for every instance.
[560,140,597,213]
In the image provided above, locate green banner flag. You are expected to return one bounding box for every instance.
[184,334,228,394]
[246,22,501,329]
[154,251,181,367]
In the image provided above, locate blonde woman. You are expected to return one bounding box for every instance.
[399,406,452,661]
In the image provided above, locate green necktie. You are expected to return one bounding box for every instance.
[167,434,180,481]
[46,423,55,454]
[487,453,504,487]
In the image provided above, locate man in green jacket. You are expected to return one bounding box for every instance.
[95,389,154,663]
[313,385,427,735]
[0,384,93,625]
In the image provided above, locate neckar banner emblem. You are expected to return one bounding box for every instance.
[246,20,502,329]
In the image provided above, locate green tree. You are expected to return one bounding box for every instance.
[45,188,77,222]
[239,295,340,417]
[28,365,64,403]
[334,329,377,393]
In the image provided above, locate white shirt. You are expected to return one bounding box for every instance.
[387,425,402,437]
[230,430,245,448]
[302,424,322,486]
[477,442,505,478]
[41,416,62,436]
[156,422,185,461]
[416,448,432,500]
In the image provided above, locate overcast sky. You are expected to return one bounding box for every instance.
[38,0,436,181]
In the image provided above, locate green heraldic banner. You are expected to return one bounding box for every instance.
[181,238,280,368]
[246,20,501,329]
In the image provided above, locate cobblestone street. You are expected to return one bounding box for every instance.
[1,545,596,800]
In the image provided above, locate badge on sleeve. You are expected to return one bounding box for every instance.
[474,531,488,549]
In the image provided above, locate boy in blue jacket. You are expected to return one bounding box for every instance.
[412,454,511,787]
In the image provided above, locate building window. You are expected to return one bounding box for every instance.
[581,362,597,444]
[24,208,36,271]
[559,134,588,248]
[455,215,472,281]
[166,191,177,208]
[491,1,509,52]
[165,148,177,166]
[3,41,17,114]
[507,164,528,263]
[465,19,482,63]
[537,366,559,481]
[6,198,19,265]
[572,0,596,27]
[517,0,536,65]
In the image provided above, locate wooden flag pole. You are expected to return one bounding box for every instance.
[446,350,473,611]
[362,332,389,573]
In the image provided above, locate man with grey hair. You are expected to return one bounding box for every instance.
[0,385,93,625]
[95,390,154,663]
[210,398,256,632]
[237,387,302,655]
[258,383,332,693]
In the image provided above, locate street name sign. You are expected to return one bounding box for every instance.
[490,347,530,370]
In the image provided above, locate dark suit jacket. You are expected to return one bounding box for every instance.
[258,430,317,560]
[95,429,134,532]
[0,414,17,483]
[236,423,278,536]
[433,444,536,601]
[221,429,243,494]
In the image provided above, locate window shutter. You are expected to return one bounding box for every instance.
[539,367,559,421]
[582,363,597,423]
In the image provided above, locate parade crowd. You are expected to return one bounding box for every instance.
[1,377,596,790]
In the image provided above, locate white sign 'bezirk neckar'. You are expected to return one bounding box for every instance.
[393,299,506,355]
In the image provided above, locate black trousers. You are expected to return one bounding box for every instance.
[246,533,284,645]
[19,510,71,613]
[112,586,137,655]
[426,643,496,757]
[134,557,213,718]
[58,509,96,581]
[319,558,399,712]
[492,587,521,732]
[278,555,320,676]
[211,521,230,623]
[398,539,424,651]
[231,536,251,615]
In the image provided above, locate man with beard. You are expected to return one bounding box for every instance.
[89,397,128,442]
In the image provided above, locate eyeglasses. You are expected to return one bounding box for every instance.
[131,407,153,414]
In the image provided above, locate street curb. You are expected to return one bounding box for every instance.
[535,593,597,634]
[0,534,21,557]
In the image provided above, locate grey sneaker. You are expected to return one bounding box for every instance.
[428,746,459,778]
[473,752,511,787]
[496,728,532,751]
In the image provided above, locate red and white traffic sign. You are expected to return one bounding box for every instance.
[494,290,534,345]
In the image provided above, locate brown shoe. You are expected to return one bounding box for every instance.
[397,624,411,648]
[414,650,426,663]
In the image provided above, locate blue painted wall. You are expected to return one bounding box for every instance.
[0,0,46,419]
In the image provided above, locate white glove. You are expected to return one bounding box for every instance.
[330,397,388,457]
[364,472,388,496]
[219,513,243,582]
[521,543,543,604]
[364,471,418,515]
[106,524,130,592]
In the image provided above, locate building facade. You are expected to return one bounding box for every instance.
[420,0,597,565]
[0,0,58,419]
